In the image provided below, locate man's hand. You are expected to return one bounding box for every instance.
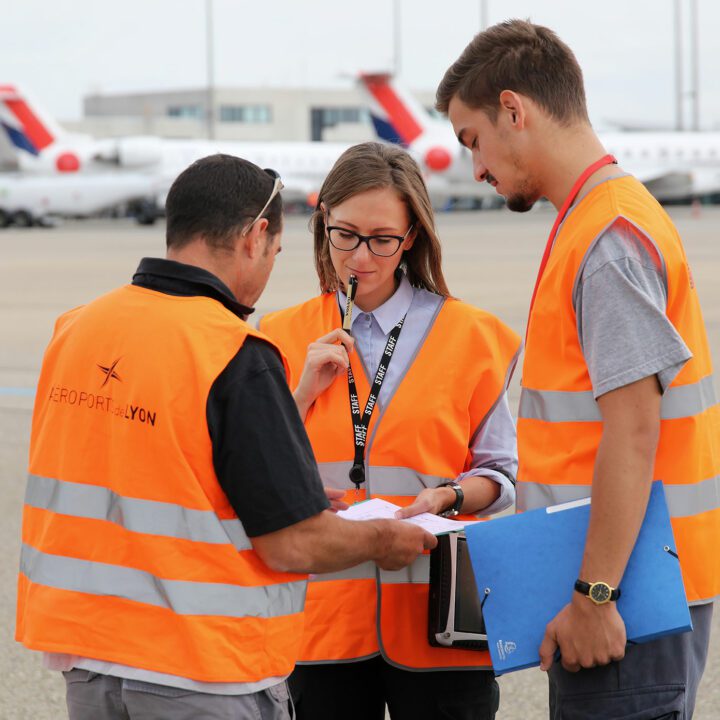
[539,594,626,672]
[372,519,438,571]
[293,329,354,420]
[324,487,349,513]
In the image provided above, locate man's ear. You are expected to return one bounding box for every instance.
[242,218,269,259]
[499,90,527,130]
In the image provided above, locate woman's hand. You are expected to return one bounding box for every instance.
[293,329,355,421]
[395,486,456,519]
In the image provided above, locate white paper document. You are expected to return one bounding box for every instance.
[337,497,476,535]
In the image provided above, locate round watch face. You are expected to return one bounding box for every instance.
[589,583,611,603]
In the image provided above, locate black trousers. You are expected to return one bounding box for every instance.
[289,656,499,720]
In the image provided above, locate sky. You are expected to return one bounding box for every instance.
[5,0,720,131]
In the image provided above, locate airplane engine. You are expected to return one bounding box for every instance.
[408,137,466,180]
[95,137,163,169]
[424,146,453,173]
[55,152,81,172]
[115,137,164,168]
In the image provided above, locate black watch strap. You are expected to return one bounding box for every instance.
[574,579,621,602]
[439,482,464,517]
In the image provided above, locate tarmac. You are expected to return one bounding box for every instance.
[1,206,719,718]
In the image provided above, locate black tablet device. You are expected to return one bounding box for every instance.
[428,532,488,650]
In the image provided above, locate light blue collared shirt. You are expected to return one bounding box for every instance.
[339,275,516,516]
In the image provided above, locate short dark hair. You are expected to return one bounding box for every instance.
[165,154,282,251]
[436,19,589,126]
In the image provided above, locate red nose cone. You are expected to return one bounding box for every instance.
[306,191,319,208]
[424,147,452,172]
[56,152,80,172]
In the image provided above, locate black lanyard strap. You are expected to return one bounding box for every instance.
[347,315,406,489]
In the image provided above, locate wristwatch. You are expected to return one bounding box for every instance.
[574,579,621,605]
[438,481,464,518]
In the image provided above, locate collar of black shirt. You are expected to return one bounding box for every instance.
[132,257,254,321]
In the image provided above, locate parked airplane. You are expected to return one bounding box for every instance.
[358,73,493,204]
[1,82,496,214]
[0,172,160,227]
[357,73,720,203]
[0,84,347,215]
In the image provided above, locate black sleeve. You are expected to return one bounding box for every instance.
[207,336,330,537]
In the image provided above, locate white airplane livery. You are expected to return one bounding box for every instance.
[0,84,349,211]
[358,73,492,202]
[0,172,161,227]
[1,81,497,213]
[357,73,720,203]
[5,78,720,222]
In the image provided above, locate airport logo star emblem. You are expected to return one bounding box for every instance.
[97,358,122,387]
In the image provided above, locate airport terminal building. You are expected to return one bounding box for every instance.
[66,86,438,143]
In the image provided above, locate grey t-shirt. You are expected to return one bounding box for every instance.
[572,216,692,399]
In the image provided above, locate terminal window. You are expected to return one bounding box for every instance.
[220,105,272,124]
[167,105,204,119]
[311,107,364,140]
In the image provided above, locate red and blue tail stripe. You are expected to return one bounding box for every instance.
[0,85,54,155]
[361,74,422,148]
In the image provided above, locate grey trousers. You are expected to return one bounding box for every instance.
[64,669,294,720]
[548,603,713,720]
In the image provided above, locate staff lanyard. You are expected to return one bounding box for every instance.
[525,154,617,338]
[346,315,406,490]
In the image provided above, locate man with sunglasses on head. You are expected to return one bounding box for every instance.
[17,154,436,720]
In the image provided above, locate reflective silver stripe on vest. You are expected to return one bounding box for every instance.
[20,543,305,618]
[24,474,252,551]
[318,462,451,496]
[309,561,377,583]
[379,554,431,585]
[517,474,720,518]
[519,375,718,423]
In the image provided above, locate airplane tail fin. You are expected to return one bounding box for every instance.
[0,84,63,156]
[358,73,433,148]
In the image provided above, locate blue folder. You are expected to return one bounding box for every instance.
[465,481,691,674]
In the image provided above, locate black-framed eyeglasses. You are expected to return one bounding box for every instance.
[326,225,414,257]
[242,168,284,236]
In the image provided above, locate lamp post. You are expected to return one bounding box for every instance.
[206,0,215,140]
[689,0,700,131]
[480,0,489,31]
[393,0,402,78]
[674,0,684,130]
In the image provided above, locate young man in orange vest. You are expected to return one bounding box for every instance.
[17,154,436,720]
[437,20,719,719]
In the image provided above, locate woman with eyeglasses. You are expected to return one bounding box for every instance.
[260,142,520,720]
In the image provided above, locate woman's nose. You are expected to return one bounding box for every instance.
[351,239,373,261]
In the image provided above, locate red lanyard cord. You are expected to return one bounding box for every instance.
[525,154,617,338]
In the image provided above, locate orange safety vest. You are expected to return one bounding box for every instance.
[517,176,720,604]
[261,292,521,670]
[17,285,308,683]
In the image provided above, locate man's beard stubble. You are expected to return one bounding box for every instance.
[504,172,540,213]
[506,192,536,213]
[503,148,539,213]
